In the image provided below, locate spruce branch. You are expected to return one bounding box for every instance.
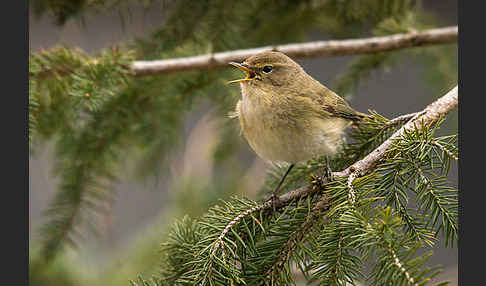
[311,215,363,285]
[389,247,418,286]
[264,198,329,282]
[212,203,268,256]
[147,86,457,285]
[333,207,443,286]
[255,86,457,216]
[36,70,220,262]
[131,26,457,76]
[333,85,458,178]
[430,140,458,161]
[210,187,323,260]
[346,172,359,205]
[414,164,458,247]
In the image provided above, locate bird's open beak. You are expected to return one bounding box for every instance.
[227,62,257,84]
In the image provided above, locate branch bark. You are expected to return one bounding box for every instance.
[131,26,457,76]
[333,85,458,178]
[211,86,458,267]
[269,85,458,210]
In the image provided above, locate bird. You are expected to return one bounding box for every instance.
[228,51,366,202]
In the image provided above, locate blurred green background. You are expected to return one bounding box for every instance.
[29,1,457,285]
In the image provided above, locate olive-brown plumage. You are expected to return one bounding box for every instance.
[229,51,364,165]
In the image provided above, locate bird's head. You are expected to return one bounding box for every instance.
[228,51,306,92]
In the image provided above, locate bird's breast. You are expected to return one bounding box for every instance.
[236,91,349,164]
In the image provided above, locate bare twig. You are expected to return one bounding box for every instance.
[131,26,457,76]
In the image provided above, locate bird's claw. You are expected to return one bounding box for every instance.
[310,173,323,189]
[323,156,334,183]
[268,193,281,212]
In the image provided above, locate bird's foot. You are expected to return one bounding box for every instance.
[267,164,295,212]
[323,156,334,183]
[310,173,323,189]
[310,160,333,189]
[267,191,281,213]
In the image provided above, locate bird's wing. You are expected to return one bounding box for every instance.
[307,82,365,122]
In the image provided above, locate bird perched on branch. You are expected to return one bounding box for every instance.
[228,51,366,202]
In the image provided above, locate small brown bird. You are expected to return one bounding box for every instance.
[228,51,365,200]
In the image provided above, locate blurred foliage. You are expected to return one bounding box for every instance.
[128,112,457,285]
[30,0,158,25]
[29,0,457,285]
[30,246,82,286]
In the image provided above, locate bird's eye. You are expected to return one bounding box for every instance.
[262,65,273,73]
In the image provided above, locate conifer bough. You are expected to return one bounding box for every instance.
[131,26,457,76]
[270,85,458,211]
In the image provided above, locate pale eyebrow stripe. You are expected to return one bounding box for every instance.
[250,62,288,68]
